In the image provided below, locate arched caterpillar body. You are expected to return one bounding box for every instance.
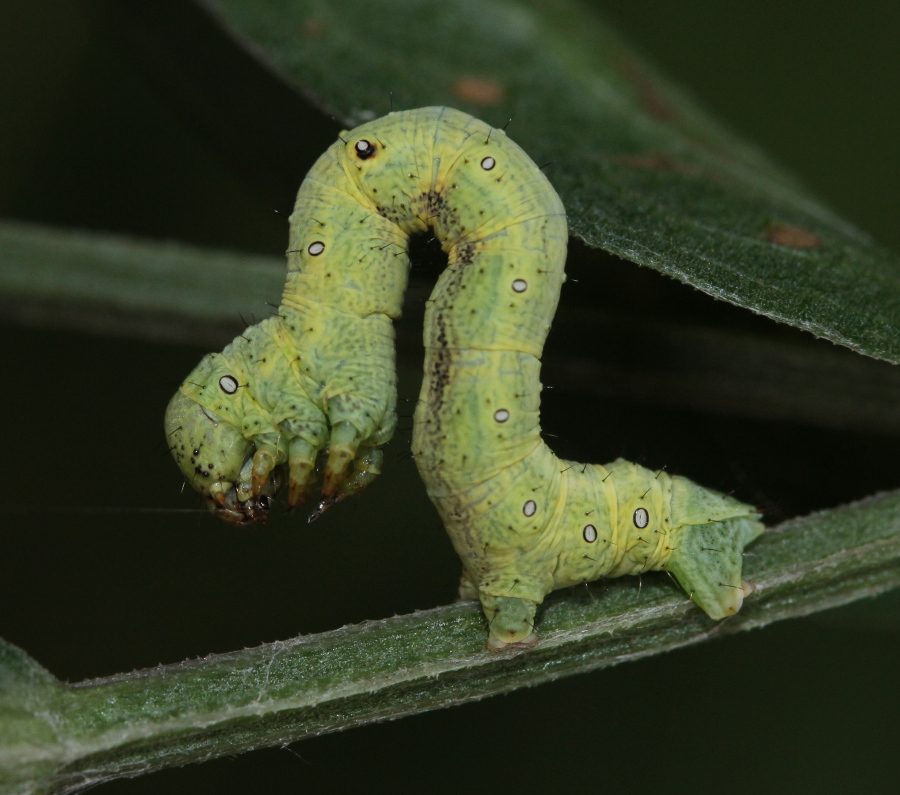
[166,107,764,647]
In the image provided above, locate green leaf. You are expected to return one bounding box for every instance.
[4,490,898,793]
[199,0,900,362]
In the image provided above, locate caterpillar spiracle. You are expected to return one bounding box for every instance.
[165,107,764,648]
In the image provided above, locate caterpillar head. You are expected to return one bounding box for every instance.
[165,389,275,525]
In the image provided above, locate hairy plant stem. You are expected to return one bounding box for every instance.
[2,490,898,794]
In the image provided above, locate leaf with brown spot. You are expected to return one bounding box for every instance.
[200,0,900,363]
[452,76,505,106]
[767,223,821,249]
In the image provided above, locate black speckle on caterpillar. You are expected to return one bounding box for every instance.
[165,107,763,646]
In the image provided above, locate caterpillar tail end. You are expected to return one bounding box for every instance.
[666,477,765,619]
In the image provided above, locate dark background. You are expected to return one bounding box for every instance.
[1,1,898,792]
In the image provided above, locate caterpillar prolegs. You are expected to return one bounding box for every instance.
[165,107,764,647]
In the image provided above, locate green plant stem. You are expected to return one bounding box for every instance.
[3,489,898,793]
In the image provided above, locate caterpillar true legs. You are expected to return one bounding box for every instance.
[164,304,396,525]
[166,107,763,646]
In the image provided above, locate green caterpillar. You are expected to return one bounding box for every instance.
[166,107,764,647]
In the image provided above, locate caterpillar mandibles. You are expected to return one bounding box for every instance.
[165,107,764,648]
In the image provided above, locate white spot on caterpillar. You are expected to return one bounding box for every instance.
[308,241,325,256]
[583,524,598,543]
[493,409,510,423]
[218,375,238,395]
[512,279,527,293]
[355,139,376,159]
[633,507,649,529]
[480,156,496,171]
[523,500,537,517]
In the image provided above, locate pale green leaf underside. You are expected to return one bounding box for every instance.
[199,0,900,362]
[2,489,898,793]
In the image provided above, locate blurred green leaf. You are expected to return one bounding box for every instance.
[5,219,900,435]
[0,219,283,349]
[199,0,900,362]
